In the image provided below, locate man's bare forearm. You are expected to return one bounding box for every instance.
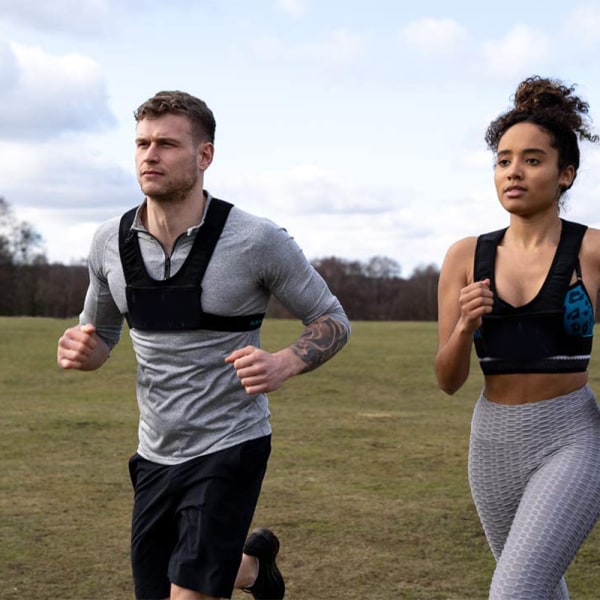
[290,315,349,373]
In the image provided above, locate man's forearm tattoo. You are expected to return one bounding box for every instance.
[291,316,349,373]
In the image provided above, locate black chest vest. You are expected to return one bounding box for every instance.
[473,219,594,375]
[118,198,265,332]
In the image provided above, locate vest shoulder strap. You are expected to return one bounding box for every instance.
[473,227,507,282]
[184,198,233,283]
[118,199,264,332]
[473,219,588,307]
[545,219,588,305]
[119,206,141,285]
[118,198,233,285]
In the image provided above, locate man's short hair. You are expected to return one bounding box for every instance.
[134,91,216,143]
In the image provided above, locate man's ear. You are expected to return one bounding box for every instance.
[198,141,214,171]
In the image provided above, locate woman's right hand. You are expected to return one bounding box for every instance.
[435,239,494,395]
[457,278,494,333]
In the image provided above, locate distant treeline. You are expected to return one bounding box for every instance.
[0,257,440,321]
[270,256,439,321]
[0,263,89,318]
[0,197,439,321]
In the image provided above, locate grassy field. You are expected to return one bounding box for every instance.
[2,317,600,599]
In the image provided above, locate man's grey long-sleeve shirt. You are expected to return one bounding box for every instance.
[80,194,350,465]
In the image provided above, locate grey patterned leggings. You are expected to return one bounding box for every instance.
[469,385,600,600]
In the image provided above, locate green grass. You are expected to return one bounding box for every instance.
[1,317,600,599]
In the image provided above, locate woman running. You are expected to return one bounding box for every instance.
[435,76,600,599]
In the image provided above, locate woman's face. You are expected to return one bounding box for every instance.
[494,122,575,217]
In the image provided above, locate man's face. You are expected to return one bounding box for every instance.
[135,113,212,203]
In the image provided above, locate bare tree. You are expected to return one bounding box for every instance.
[0,197,46,265]
[0,198,14,265]
[0,198,49,315]
[364,256,401,279]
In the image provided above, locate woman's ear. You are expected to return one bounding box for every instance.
[559,164,576,191]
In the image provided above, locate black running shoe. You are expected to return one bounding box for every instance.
[242,528,285,599]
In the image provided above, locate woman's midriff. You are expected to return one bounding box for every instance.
[483,371,589,405]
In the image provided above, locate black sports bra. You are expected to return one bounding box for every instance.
[473,219,594,375]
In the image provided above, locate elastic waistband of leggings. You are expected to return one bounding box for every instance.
[472,384,599,442]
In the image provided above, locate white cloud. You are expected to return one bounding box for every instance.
[0,137,137,215]
[210,165,446,274]
[5,138,138,263]
[570,146,600,224]
[275,0,306,18]
[481,25,551,80]
[400,17,467,55]
[216,164,392,218]
[459,149,493,171]
[0,0,111,34]
[564,5,600,46]
[309,28,367,67]
[249,28,367,68]
[0,39,19,87]
[0,42,115,140]
[249,35,285,60]
[14,207,100,264]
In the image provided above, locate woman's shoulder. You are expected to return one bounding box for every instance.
[443,236,479,264]
[438,236,479,286]
[581,224,600,248]
[582,224,600,239]
[581,225,600,264]
[576,226,600,306]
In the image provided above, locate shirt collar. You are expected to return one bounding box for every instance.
[131,191,213,237]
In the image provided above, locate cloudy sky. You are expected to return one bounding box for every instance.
[1,0,600,276]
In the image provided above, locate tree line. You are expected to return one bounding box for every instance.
[0,198,439,321]
[268,256,439,321]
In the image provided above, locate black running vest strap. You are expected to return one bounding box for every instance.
[473,219,591,375]
[118,199,265,332]
[474,219,587,307]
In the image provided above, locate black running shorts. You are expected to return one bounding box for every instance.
[128,435,271,599]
